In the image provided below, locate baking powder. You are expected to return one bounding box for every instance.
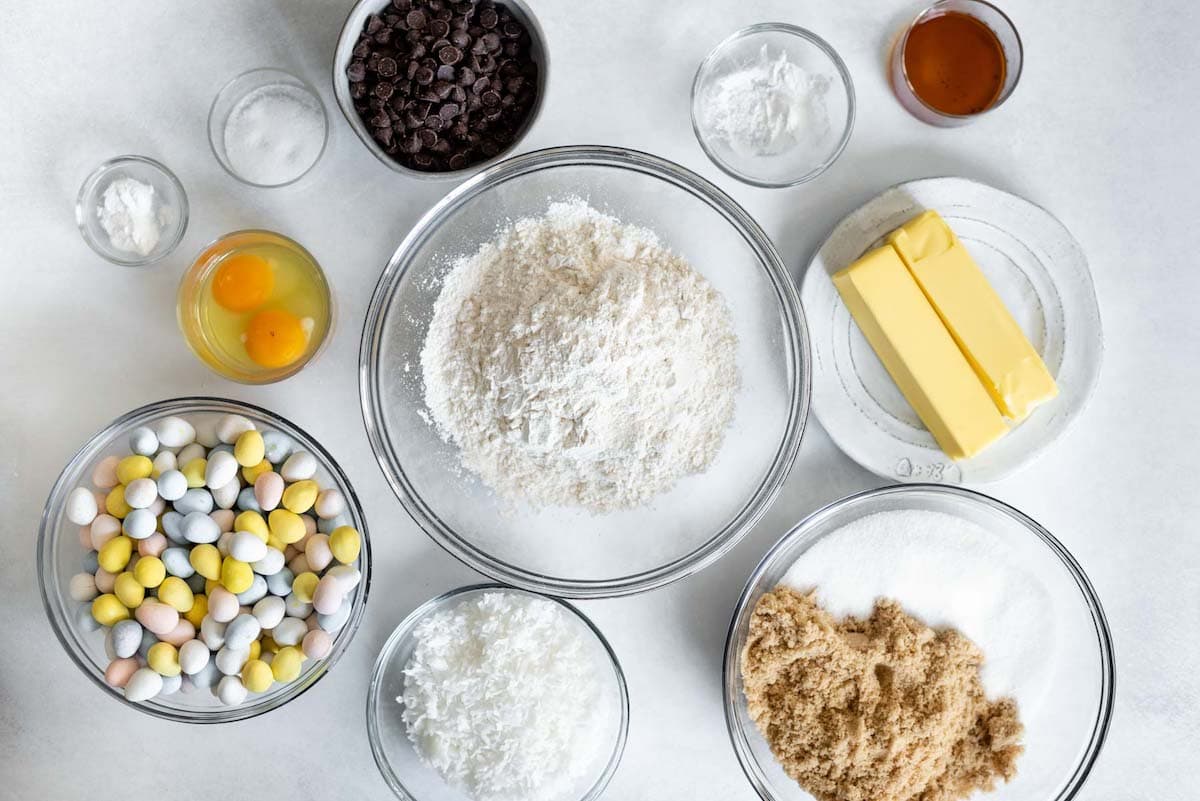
[96,177,163,257]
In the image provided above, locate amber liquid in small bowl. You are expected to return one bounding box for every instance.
[904,11,1005,115]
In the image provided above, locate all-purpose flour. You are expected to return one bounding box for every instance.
[419,200,739,512]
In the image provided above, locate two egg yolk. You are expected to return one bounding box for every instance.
[212,253,306,368]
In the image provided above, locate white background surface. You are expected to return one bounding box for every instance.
[1,0,1197,798]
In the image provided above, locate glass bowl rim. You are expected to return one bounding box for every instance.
[175,228,336,385]
[75,154,190,267]
[207,67,330,189]
[720,482,1116,801]
[331,0,550,181]
[365,582,630,801]
[37,395,373,723]
[357,144,812,599]
[689,22,857,189]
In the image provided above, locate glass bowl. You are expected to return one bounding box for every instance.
[723,484,1114,801]
[332,0,549,180]
[76,155,189,266]
[177,230,335,384]
[208,68,329,188]
[359,145,811,598]
[367,583,628,801]
[37,397,372,723]
[691,24,855,188]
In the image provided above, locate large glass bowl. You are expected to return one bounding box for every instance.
[723,484,1114,801]
[359,146,810,598]
[367,583,629,801]
[37,397,372,723]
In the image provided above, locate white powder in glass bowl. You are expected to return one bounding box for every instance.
[223,84,326,186]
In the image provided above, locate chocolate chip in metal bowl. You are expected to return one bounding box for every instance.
[333,0,547,177]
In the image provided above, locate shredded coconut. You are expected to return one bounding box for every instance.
[400,592,607,801]
[96,177,164,256]
[419,199,739,512]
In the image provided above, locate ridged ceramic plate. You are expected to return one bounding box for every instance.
[801,177,1103,484]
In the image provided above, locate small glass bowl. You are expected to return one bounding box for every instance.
[208,68,329,188]
[76,155,188,266]
[177,229,335,384]
[723,484,1114,801]
[367,583,629,801]
[37,397,373,723]
[691,24,855,188]
[890,0,1023,126]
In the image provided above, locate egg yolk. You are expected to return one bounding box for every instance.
[244,310,307,368]
[212,254,274,312]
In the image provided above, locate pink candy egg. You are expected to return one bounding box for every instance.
[305,534,333,573]
[210,509,235,534]
[138,532,168,558]
[95,568,117,594]
[104,657,140,688]
[135,600,180,636]
[92,456,120,489]
[79,526,94,550]
[90,514,121,550]
[207,587,240,623]
[311,574,343,615]
[160,619,197,647]
[254,472,283,512]
[287,554,310,575]
[302,629,332,660]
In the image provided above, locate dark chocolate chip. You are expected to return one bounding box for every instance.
[439,45,462,65]
[415,66,435,85]
[424,114,445,131]
[403,133,422,153]
[350,82,367,100]
[373,126,394,146]
[374,81,395,100]
[450,84,467,103]
[433,79,454,98]
[353,40,371,59]
[449,152,469,170]
[418,129,438,148]
[450,29,471,48]
[370,111,390,128]
[377,57,398,77]
[481,32,501,52]
[437,65,456,81]
[413,152,434,168]
[439,102,460,119]
[479,8,498,28]
[366,14,384,34]
[429,19,450,38]
[347,61,367,82]
[374,28,393,45]
[472,76,490,94]
[502,20,522,38]
[481,90,500,107]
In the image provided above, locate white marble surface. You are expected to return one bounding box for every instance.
[1,0,1197,798]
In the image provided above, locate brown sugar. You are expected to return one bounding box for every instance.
[741,587,1023,801]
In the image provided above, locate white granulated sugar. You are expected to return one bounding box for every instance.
[419,199,739,512]
[700,44,831,158]
[223,84,326,185]
[96,177,164,256]
[781,509,1056,706]
[400,592,607,801]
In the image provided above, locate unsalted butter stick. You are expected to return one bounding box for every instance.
[833,245,1009,461]
[888,211,1059,422]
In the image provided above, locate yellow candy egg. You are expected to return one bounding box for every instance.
[205,578,219,594]
[189,543,222,580]
[147,642,181,677]
[242,459,272,484]
[181,458,208,489]
[266,535,287,552]
[271,646,303,683]
[113,572,145,608]
[98,535,133,573]
[234,430,266,468]
[132,555,166,588]
[241,659,274,693]
[260,635,280,654]
[116,455,153,485]
[185,593,209,627]
[248,639,262,661]
[329,526,361,564]
[220,556,254,594]
[268,509,305,544]
[105,485,131,519]
[158,576,195,612]
[91,594,129,626]
[291,571,319,603]
[281,480,319,514]
[234,510,269,543]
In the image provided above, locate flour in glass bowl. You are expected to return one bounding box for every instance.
[419,199,739,513]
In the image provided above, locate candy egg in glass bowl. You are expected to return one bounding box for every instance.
[38,397,371,722]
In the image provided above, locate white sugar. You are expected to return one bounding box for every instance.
[223,84,325,186]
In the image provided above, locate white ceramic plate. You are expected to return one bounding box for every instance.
[801,177,1103,484]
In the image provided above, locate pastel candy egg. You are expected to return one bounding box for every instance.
[271,646,303,683]
[291,571,319,603]
[302,629,332,660]
[181,458,207,489]
[193,416,220,448]
[176,488,214,516]
[91,594,129,626]
[252,596,285,630]
[135,600,180,636]
[280,451,316,482]
[66,486,98,526]
[281,480,319,514]
[205,451,238,490]
[236,486,261,513]
[94,567,116,594]
[110,619,143,658]
[186,573,207,594]
[212,477,239,510]
[92,456,121,489]
[162,547,194,578]
[236,574,268,606]
[287,553,311,576]
[104,657,140,688]
[242,460,272,486]
[284,592,312,619]
[161,511,186,544]
[217,530,234,557]
[268,509,305,545]
[122,508,157,540]
[75,602,101,632]
[117,455,153,486]
[208,586,240,623]
[210,508,235,533]
[224,614,262,651]
[216,414,256,444]
[137,532,168,558]
[216,675,247,705]
[125,667,164,701]
[137,627,158,659]
[114,572,145,608]
[184,592,208,627]
[240,658,273,693]
[252,547,285,576]
[326,565,362,593]
[157,470,188,502]
[317,512,348,535]
[329,526,361,564]
[160,618,196,647]
[314,489,346,520]
[304,534,334,573]
[272,617,308,647]
[105,485,131,519]
[133,556,166,588]
[151,450,177,478]
[158,576,195,612]
[90,514,121,550]
[189,544,222,581]
[82,550,100,574]
[146,497,166,517]
[220,557,254,594]
[69,572,98,602]
[229,531,268,564]
[266,567,294,597]
[128,426,159,456]
[98,536,133,573]
[261,430,293,463]
[311,574,345,615]
[123,478,157,510]
[215,646,249,676]
[148,642,181,676]
[253,472,284,513]
[179,639,210,675]
[78,525,93,550]
[200,615,227,650]
[182,512,220,544]
[318,598,352,632]
[160,673,183,696]
[235,510,269,542]
[153,416,196,449]
[234,430,266,468]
